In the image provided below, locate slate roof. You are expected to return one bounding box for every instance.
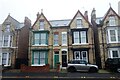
[49,19,71,27]
[96,17,103,24]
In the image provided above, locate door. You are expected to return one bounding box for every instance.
[62,51,67,67]
[54,51,59,68]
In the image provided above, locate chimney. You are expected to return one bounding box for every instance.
[24,17,31,27]
[36,12,40,19]
[84,11,88,20]
[91,8,96,21]
[118,1,120,15]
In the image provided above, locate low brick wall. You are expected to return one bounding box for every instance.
[20,64,50,72]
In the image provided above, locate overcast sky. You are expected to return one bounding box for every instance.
[0,0,120,24]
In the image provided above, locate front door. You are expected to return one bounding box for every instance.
[62,51,67,67]
[54,51,59,68]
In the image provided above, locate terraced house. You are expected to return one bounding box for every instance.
[93,7,120,68]
[0,15,31,69]
[29,10,95,69]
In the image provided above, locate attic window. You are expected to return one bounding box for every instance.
[5,24,10,32]
[39,19,44,30]
[76,19,83,28]
[108,16,116,26]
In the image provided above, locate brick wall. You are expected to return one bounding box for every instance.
[20,64,50,72]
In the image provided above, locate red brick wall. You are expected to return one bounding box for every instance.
[20,64,50,72]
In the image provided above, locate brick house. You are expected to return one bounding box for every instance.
[29,10,95,69]
[0,15,31,69]
[92,7,120,68]
[68,10,95,65]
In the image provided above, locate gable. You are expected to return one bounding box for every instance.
[103,7,120,28]
[69,10,91,29]
[32,13,51,31]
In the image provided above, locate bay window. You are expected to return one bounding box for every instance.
[33,32,48,45]
[32,51,48,66]
[73,31,87,44]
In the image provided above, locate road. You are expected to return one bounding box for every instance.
[2,72,120,80]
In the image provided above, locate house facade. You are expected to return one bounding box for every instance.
[0,15,31,69]
[95,7,120,68]
[29,10,95,69]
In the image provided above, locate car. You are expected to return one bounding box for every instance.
[67,60,98,72]
[105,58,120,73]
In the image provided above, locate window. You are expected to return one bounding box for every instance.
[40,33,46,45]
[118,29,120,41]
[109,16,116,26]
[62,32,67,46]
[2,53,11,66]
[74,51,80,60]
[34,33,39,45]
[73,31,87,44]
[39,20,44,30]
[33,32,48,45]
[54,33,59,45]
[32,51,47,66]
[76,18,83,28]
[74,32,79,44]
[74,51,88,61]
[2,35,10,47]
[80,31,86,44]
[110,30,116,42]
[108,49,120,58]
[5,25,10,32]
[107,28,120,43]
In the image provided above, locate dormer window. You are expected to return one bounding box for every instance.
[109,16,116,26]
[5,24,10,32]
[76,17,83,28]
[39,20,44,30]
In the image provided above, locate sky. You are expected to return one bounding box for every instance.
[0,0,120,24]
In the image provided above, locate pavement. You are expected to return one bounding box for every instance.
[1,69,120,80]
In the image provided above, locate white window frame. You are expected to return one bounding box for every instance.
[2,35,11,47]
[81,51,88,62]
[74,51,80,60]
[62,32,67,46]
[109,16,116,26]
[76,17,83,28]
[80,31,87,44]
[5,25,10,32]
[2,53,11,66]
[108,48,120,58]
[39,20,44,30]
[107,28,119,43]
[73,31,80,44]
[53,33,59,46]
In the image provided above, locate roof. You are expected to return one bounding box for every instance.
[102,7,120,22]
[69,10,91,26]
[49,19,71,27]
[2,15,24,29]
[96,17,103,24]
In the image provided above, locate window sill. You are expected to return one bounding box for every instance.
[61,44,67,46]
[53,45,59,46]
[31,64,45,66]
[32,44,48,46]
[72,43,89,45]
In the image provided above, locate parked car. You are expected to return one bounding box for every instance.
[105,58,120,73]
[67,60,98,72]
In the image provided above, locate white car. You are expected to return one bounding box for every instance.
[67,60,98,72]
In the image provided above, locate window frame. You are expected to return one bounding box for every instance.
[32,51,47,66]
[108,16,116,26]
[53,33,59,46]
[62,32,67,46]
[39,20,44,30]
[2,53,11,66]
[108,48,120,58]
[2,35,11,47]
